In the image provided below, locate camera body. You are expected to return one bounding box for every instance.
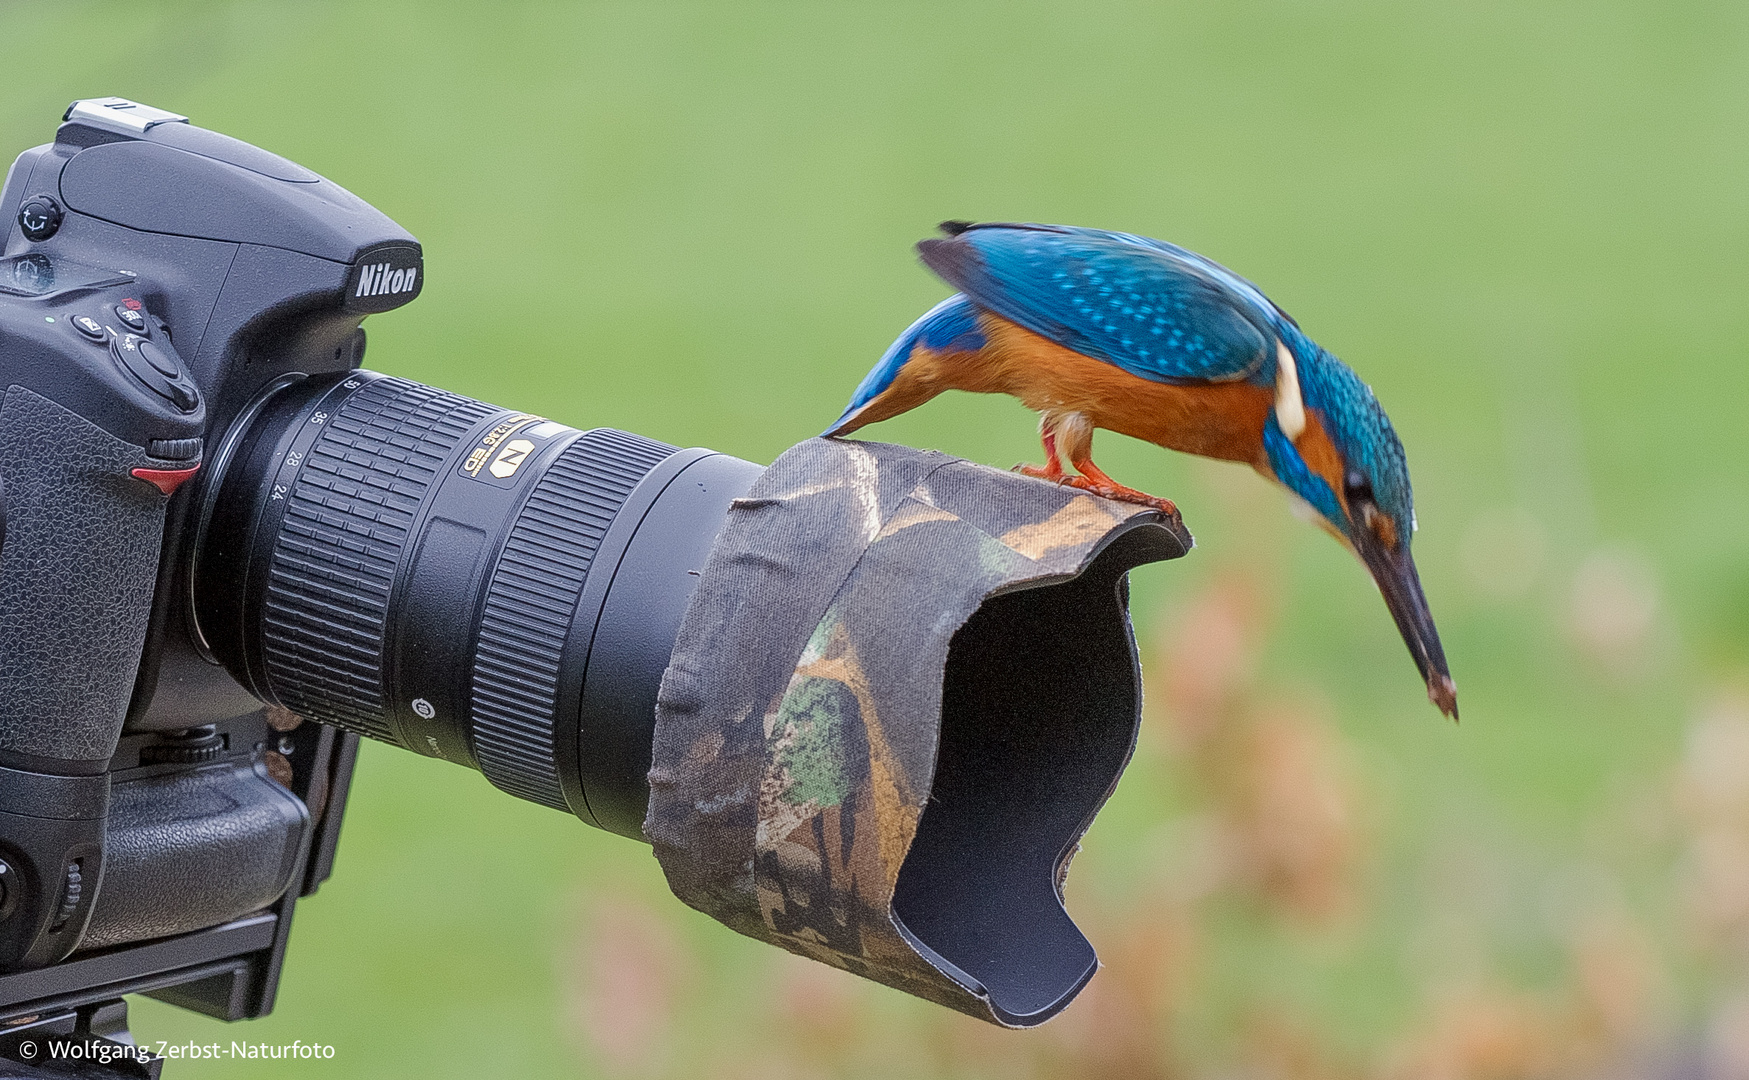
[0,98,417,976]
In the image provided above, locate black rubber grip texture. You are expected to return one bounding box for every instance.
[470,429,675,810]
[260,378,495,741]
[0,386,166,764]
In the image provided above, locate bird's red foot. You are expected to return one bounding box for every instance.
[1060,475,1179,518]
[1014,461,1066,483]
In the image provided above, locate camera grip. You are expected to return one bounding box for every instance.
[0,386,171,769]
[81,760,309,951]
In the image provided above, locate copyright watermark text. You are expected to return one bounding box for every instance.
[11,1037,337,1064]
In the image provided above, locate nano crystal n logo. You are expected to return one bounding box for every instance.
[488,439,534,479]
[354,261,419,298]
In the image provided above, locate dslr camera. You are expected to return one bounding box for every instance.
[0,97,763,1059]
[0,99,1184,1068]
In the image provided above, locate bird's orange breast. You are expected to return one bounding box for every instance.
[918,315,1276,469]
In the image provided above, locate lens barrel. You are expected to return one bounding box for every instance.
[192,370,762,836]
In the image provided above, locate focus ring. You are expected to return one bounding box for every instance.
[260,377,495,741]
[470,430,676,810]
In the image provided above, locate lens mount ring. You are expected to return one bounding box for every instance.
[185,371,309,664]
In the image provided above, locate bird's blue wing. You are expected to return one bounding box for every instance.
[919,224,1278,384]
[1103,230,1302,332]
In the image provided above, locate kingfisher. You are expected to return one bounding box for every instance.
[826,221,1457,718]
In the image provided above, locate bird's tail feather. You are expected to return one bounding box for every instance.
[823,293,983,436]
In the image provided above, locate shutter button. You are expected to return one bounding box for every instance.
[112,333,200,412]
[138,338,180,378]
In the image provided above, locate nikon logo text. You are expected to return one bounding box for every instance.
[355,262,418,298]
[489,439,534,479]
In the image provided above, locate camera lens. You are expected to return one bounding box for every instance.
[191,370,762,836]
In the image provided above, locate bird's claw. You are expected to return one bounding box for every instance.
[1063,478,1179,519]
[1013,462,1066,483]
[1013,464,1180,521]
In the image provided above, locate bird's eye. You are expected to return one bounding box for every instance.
[1343,470,1373,503]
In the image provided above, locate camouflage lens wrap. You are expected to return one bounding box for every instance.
[646,437,1191,1026]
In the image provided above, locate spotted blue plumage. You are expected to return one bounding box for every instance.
[825,294,984,434]
[926,224,1275,385]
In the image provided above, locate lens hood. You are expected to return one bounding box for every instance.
[647,437,1191,1027]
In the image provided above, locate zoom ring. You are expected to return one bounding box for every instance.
[470,430,676,810]
[260,377,496,742]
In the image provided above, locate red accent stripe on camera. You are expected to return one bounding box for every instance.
[131,465,200,495]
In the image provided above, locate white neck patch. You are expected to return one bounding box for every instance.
[1274,340,1306,441]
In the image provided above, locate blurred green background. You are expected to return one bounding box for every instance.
[4,1,1749,1075]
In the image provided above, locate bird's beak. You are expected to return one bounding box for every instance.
[1353,522,1458,720]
